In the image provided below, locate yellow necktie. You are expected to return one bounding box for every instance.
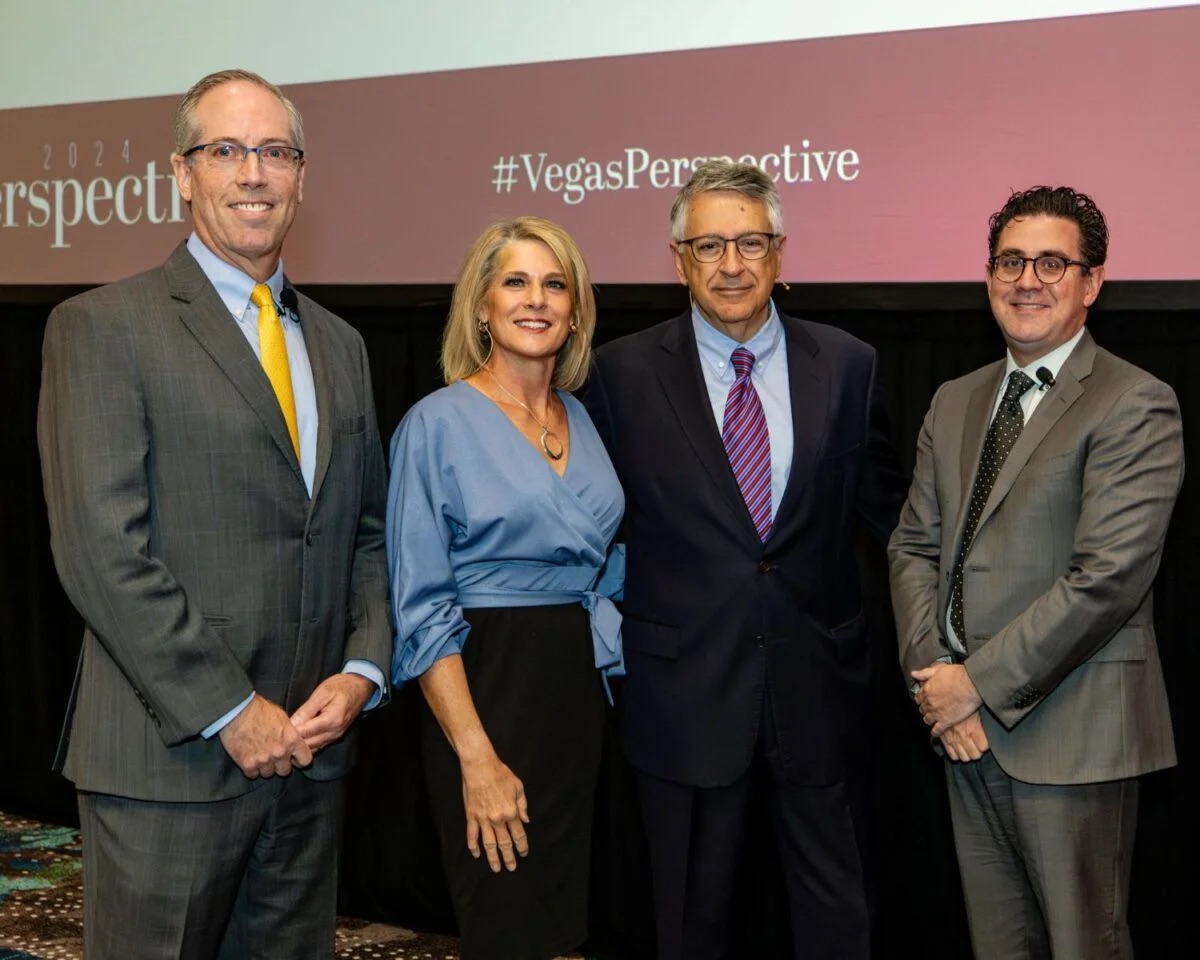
[250,284,300,459]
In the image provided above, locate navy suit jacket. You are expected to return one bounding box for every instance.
[584,311,905,788]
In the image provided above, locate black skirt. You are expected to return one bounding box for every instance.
[420,603,606,960]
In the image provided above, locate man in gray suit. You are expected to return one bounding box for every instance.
[37,69,391,959]
[889,185,1181,960]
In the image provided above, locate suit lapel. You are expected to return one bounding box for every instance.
[952,361,1006,552]
[769,315,823,539]
[165,244,304,484]
[976,332,1095,528]
[650,314,757,535]
[297,291,335,503]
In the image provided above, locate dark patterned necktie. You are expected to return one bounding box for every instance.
[722,347,772,541]
[949,370,1036,643]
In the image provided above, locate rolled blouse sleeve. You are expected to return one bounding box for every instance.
[386,403,470,684]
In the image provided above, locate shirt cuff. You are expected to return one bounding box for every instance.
[201,692,255,739]
[343,660,385,711]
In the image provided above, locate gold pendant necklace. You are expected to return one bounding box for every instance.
[484,369,565,460]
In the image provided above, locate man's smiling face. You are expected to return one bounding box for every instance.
[987,214,1104,366]
[172,80,305,282]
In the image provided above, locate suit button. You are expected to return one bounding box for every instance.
[305,533,314,546]
[753,634,766,648]
[758,561,774,573]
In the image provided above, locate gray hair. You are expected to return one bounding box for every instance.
[670,159,784,240]
[174,69,305,156]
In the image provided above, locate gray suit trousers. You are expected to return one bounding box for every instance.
[946,752,1137,960]
[78,775,344,960]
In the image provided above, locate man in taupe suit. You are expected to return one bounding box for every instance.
[889,186,1181,960]
[37,70,391,959]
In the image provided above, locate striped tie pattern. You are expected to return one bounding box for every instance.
[722,347,772,540]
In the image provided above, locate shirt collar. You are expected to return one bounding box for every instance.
[691,300,783,380]
[1004,327,1085,383]
[186,233,289,320]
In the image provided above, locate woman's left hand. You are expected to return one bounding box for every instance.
[461,752,530,872]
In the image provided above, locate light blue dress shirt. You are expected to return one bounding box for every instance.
[387,381,625,691]
[691,301,793,521]
[185,235,318,494]
[185,236,383,736]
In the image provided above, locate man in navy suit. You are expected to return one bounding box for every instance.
[584,159,905,960]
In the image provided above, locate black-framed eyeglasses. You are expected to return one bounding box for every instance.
[676,232,779,263]
[181,141,305,170]
[988,254,1089,284]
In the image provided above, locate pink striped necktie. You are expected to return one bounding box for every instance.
[722,347,772,540]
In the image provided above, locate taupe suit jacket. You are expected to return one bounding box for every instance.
[38,243,392,802]
[889,330,1180,785]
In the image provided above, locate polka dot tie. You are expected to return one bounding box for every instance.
[949,370,1036,644]
[722,347,772,541]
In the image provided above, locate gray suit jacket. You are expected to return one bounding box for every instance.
[38,243,392,802]
[889,330,1180,785]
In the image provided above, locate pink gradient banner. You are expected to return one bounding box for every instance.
[1,7,1196,285]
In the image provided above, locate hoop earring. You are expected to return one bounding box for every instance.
[477,318,493,363]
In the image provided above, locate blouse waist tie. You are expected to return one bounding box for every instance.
[455,560,624,701]
[456,587,621,671]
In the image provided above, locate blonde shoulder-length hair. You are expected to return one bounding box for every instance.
[441,216,596,391]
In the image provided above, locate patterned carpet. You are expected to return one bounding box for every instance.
[0,812,467,959]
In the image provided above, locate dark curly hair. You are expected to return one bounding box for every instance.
[987,186,1108,270]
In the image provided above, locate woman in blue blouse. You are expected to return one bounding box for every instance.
[386,216,624,959]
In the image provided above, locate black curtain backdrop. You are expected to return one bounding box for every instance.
[2,281,1196,959]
